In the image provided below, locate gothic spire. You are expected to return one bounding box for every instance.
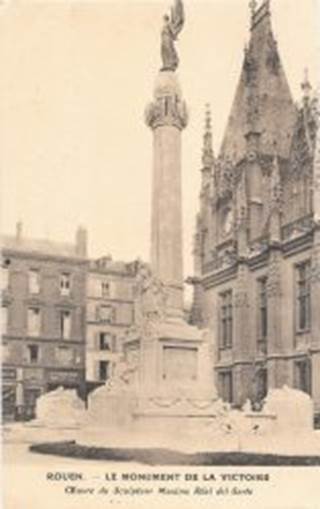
[313,92,320,224]
[250,0,271,29]
[202,104,214,169]
[249,0,258,19]
[301,68,312,105]
[220,0,296,163]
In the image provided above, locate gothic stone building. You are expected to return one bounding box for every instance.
[191,1,320,416]
[1,223,88,421]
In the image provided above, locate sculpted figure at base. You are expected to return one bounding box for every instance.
[104,355,137,393]
[131,260,168,339]
[161,0,185,72]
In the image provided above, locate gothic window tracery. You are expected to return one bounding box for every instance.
[296,260,311,333]
[219,290,233,350]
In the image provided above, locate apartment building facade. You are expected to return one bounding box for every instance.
[86,256,138,388]
[1,224,87,420]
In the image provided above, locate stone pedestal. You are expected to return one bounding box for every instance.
[124,318,215,400]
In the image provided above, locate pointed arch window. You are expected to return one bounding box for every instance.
[219,290,233,349]
[258,277,268,341]
[296,261,311,333]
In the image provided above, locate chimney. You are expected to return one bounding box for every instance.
[76,226,88,257]
[16,221,23,241]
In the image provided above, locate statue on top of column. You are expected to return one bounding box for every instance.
[161,0,185,72]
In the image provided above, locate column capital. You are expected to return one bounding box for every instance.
[145,97,188,131]
[145,70,188,131]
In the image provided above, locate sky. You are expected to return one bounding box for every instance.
[0,0,319,280]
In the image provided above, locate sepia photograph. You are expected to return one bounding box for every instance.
[1,0,320,508]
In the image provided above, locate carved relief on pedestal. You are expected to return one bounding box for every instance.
[129,261,169,340]
[97,353,139,394]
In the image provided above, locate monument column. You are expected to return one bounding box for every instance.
[145,70,188,318]
[123,0,216,400]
